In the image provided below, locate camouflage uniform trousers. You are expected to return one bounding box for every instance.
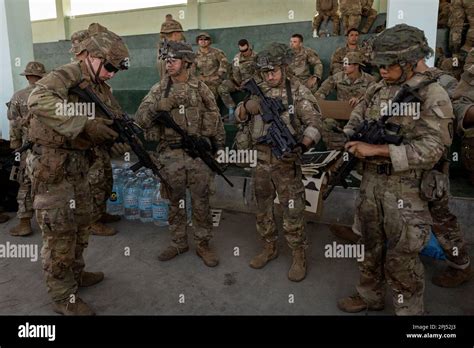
[88,146,113,223]
[312,10,340,35]
[342,15,361,33]
[356,165,431,315]
[217,79,239,109]
[429,192,470,268]
[253,146,307,249]
[158,147,213,248]
[33,147,93,302]
[201,79,222,101]
[15,151,34,220]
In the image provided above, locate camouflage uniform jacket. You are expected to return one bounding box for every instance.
[27,61,123,149]
[191,46,228,80]
[289,46,323,82]
[452,49,474,137]
[315,70,375,101]
[135,74,225,150]
[330,45,364,74]
[344,73,454,172]
[231,50,258,85]
[240,77,323,147]
[7,84,36,146]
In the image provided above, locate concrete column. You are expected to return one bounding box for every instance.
[54,0,67,40]
[0,0,34,139]
[386,0,439,66]
[186,0,199,30]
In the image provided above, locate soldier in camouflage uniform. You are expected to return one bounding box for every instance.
[438,0,451,29]
[339,0,362,34]
[218,39,259,120]
[69,29,121,237]
[316,51,375,152]
[7,61,46,236]
[338,24,454,315]
[330,28,364,75]
[288,34,323,94]
[312,0,340,37]
[360,0,377,34]
[449,0,474,53]
[453,49,474,180]
[315,51,375,104]
[235,43,323,282]
[191,32,229,101]
[135,41,224,267]
[414,57,472,288]
[157,14,185,80]
[27,23,130,315]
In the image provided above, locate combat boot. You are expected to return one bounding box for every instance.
[158,245,189,261]
[249,241,278,269]
[196,241,219,267]
[78,271,104,287]
[337,294,385,313]
[9,218,32,236]
[288,247,307,282]
[0,213,10,223]
[90,222,117,236]
[99,212,121,224]
[52,297,95,316]
[329,224,360,243]
[432,265,472,288]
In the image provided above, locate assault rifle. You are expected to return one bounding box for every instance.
[322,79,436,200]
[151,111,234,188]
[243,78,297,159]
[70,86,172,193]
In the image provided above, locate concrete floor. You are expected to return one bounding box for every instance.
[0,210,473,316]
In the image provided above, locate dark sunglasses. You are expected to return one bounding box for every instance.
[103,61,119,73]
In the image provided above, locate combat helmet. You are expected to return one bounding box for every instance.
[196,32,212,43]
[20,61,46,77]
[343,51,366,67]
[69,30,90,55]
[160,14,184,34]
[82,23,130,70]
[159,40,195,64]
[371,24,433,66]
[256,42,294,71]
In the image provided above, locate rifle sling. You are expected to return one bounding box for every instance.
[285,78,297,132]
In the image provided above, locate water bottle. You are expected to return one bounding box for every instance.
[186,189,192,226]
[153,183,169,227]
[139,178,154,223]
[124,175,140,220]
[107,168,124,216]
[122,162,132,172]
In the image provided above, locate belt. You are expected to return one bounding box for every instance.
[364,162,393,176]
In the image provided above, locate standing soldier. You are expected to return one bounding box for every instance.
[235,43,323,282]
[413,57,472,287]
[191,32,229,101]
[449,0,474,54]
[438,0,451,29]
[330,28,363,75]
[27,23,130,315]
[218,39,259,120]
[360,0,377,34]
[157,14,185,80]
[339,0,362,34]
[338,24,454,315]
[69,29,121,237]
[7,61,46,236]
[312,0,340,37]
[135,41,224,267]
[289,34,323,94]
